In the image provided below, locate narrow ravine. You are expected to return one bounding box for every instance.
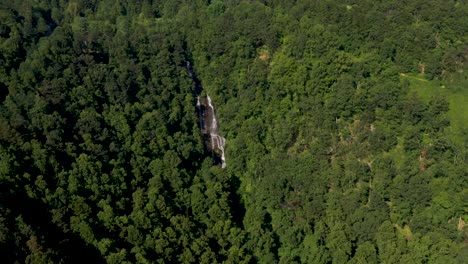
[186,61,227,168]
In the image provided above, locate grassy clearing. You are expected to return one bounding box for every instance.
[401,72,468,146]
[401,73,443,100]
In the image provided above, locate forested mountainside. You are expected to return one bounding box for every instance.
[0,0,467,263]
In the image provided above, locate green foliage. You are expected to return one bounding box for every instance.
[0,0,466,263]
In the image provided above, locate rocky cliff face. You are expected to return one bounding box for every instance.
[199,95,226,168]
[186,62,226,168]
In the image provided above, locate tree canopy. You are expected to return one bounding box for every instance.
[0,0,467,263]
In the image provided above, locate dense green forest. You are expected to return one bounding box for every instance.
[0,0,467,263]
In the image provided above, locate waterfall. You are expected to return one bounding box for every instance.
[185,61,226,168]
[206,95,226,169]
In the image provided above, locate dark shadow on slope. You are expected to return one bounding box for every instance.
[1,189,104,263]
[0,82,8,103]
[227,175,246,228]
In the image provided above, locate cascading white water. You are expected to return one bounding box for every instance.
[206,95,226,169]
[185,61,226,168]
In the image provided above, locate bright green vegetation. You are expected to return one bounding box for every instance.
[440,75,468,147]
[448,91,468,142]
[403,71,468,146]
[0,1,467,263]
